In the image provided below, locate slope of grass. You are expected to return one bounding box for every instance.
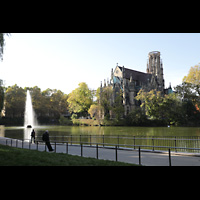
[0,144,136,166]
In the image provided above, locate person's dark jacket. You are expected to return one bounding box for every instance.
[42,132,50,142]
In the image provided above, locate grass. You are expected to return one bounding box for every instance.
[72,118,100,126]
[0,144,136,166]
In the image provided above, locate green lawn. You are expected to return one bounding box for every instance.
[0,144,136,166]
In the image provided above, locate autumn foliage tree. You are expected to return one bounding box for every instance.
[3,84,69,125]
[183,64,200,85]
[135,89,183,125]
[67,82,93,118]
[182,64,200,111]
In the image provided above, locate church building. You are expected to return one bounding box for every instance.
[99,51,172,118]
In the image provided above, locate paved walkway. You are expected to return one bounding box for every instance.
[1,137,200,166]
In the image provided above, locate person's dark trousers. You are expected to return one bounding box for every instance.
[45,141,53,151]
[31,137,35,144]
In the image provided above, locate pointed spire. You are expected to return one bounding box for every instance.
[107,78,109,86]
[169,82,172,89]
[111,68,113,80]
[104,79,106,87]
[122,66,125,78]
[147,60,149,73]
[130,73,133,82]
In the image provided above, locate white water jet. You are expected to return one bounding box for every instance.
[24,90,38,128]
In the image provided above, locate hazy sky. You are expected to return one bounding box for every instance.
[1,33,200,94]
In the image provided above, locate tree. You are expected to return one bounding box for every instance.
[174,82,200,125]
[111,91,124,121]
[27,86,44,117]
[135,89,164,120]
[41,88,54,117]
[0,33,10,115]
[29,87,69,119]
[67,82,93,117]
[183,64,200,85]
[50,89,68,118]
[0,86,4,116]
[135,89,183,125]
[174,82,199,102]
[2,84,69,125]
[4,84,26,118]
[97,86,113,120]
[174,81,200,112]
[0,33,10,61]
[88,104,100,120]
[161,93,183,125]
[0,80,4,116]
[182,64,200,111]
[126,107,148,126]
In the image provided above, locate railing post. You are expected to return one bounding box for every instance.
[66,142,68,154]
[139,147,141,166]
[169,148,171,166]
[175,136,177,152]
[152,137,154,151]
[96,144,98,159]
[115,145,118,162]
[81,143,83,157]
[55,142,56,153]
[118,136,119,148]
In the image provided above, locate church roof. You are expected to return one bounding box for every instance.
[118,66,152,84]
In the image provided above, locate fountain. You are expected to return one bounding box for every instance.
[24,90,38,128]
[24,90,38,141]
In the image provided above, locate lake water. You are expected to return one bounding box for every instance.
[1,125,200,139]
[1,125,200,152]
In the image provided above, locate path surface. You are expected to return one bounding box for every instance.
[1,137,200,166]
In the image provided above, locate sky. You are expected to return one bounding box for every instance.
[1,33,200,94]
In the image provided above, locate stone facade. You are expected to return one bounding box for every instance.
[99,51,172,118]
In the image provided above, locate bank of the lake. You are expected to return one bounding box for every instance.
[0,144,135,166]
[65,118,200,127]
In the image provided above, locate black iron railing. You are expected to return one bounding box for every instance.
[35,135,200,153]
[3,135,200,166]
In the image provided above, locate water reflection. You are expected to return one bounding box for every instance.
[23,128,32,141]
[0,125,5,137]
[3,125,200,139]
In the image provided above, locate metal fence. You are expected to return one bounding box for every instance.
[2,137,164,166]
[3,135,200,166]
[36,135,200,153]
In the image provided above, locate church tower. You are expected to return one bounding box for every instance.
[147,51,164,92]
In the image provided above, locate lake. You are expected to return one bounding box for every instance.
[1,125,200,139]
[1,125,200,152]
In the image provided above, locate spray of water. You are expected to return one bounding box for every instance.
[24,90,38,128]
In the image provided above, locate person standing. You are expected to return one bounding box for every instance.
[42,130,54,152]
[31,129,36,144]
